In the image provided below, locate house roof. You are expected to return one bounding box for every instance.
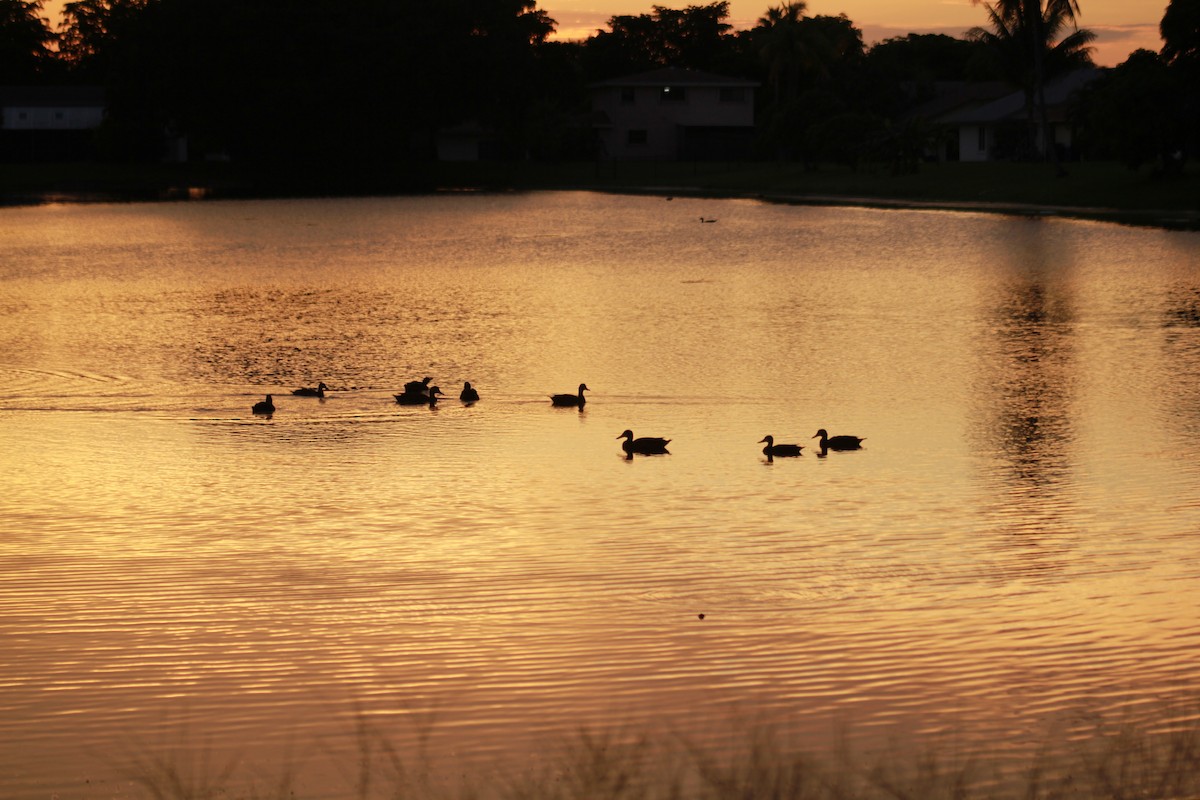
[934,69,1100,125]
[905,81,1011,122]
[589,67,758,89]
[0,85,106,108]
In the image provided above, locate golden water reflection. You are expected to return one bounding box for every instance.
[1,195,1199,798]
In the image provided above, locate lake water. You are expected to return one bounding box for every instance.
[2,191,1199,799]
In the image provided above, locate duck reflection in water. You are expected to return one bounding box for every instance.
[759,435,802,460]
[618,429,671,458]
[550,383,588,408]
[252,394,275,416]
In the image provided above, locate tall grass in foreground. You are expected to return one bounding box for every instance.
[120,712,1200,800]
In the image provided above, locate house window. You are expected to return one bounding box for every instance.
[620,88,636,105]
[627,129,648,145]
[977,125,986,152]
[719,87,746,103]
[660,86,686,103]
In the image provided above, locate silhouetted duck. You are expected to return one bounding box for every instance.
[700,217,717,223]
[292,382,328,397]
[617,429,671,455]
[550,383,588,407]
[460,382,480,403]
[396,386,443,406]
[403,377,432,395]
[252,395,275,415]
[812,429,865,451]
[759,435,802,457]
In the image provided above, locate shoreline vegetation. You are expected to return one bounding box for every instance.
[2,159,1198,231]
[120,711,1200,800]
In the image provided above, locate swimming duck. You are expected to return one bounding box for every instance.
[292,382,328,397]
[759,435,803,457]
[396,386,443,406]
[700,217,717,223]
[617,429,671,455]
[460,382,480,403]
[252,395,275,415]
[402,377,432,396]
[812,429,865,451]
[550,383,588,407]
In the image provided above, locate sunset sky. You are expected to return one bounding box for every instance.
[545,0,1167,66]
[38,0,1166,67]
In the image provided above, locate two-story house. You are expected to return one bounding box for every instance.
[589,67,759,161]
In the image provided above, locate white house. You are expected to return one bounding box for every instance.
[589,67,759,161]
[0,86,105,161]
[932,69,1099,162]
[0,86,105,130]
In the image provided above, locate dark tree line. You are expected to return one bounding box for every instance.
[1,0,1197,170]
[1074,0,1200,172]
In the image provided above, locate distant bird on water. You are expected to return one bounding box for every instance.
[617,429,671,455]
[460,382,480,403]
[396,386,443,406]
[812,429,865,451]
[700,217,717,223]
[252,395,275,415]
[550,383,588,407]
[292,382,328,397]
[759,435,802,457]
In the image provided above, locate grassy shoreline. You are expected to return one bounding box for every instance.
[2,159,1198,229]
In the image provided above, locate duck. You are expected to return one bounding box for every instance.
[396,386,443,406]
[550,383,588,407]
[252,394,275,415]
[759,435,803,457]
[617,429,671,455]
[812,428,865,451]
[460,382,480,403]
[402,377,433,396]
[292,381,328,397]
[700,217,717,223]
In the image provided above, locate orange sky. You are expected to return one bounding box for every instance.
[546,0,1167,66]
[38,0,1165,67]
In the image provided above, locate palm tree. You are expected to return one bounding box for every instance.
[756,2,815,109]
[969,0,1095,171]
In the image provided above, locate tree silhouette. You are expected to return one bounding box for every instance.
[53,0,558,166]
[751,7,866,163]
[1074,49,1183,171]
[756,2,815,109]
[583,2,733,78]
[1160,0,1200,163]
[0,0,58,81]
